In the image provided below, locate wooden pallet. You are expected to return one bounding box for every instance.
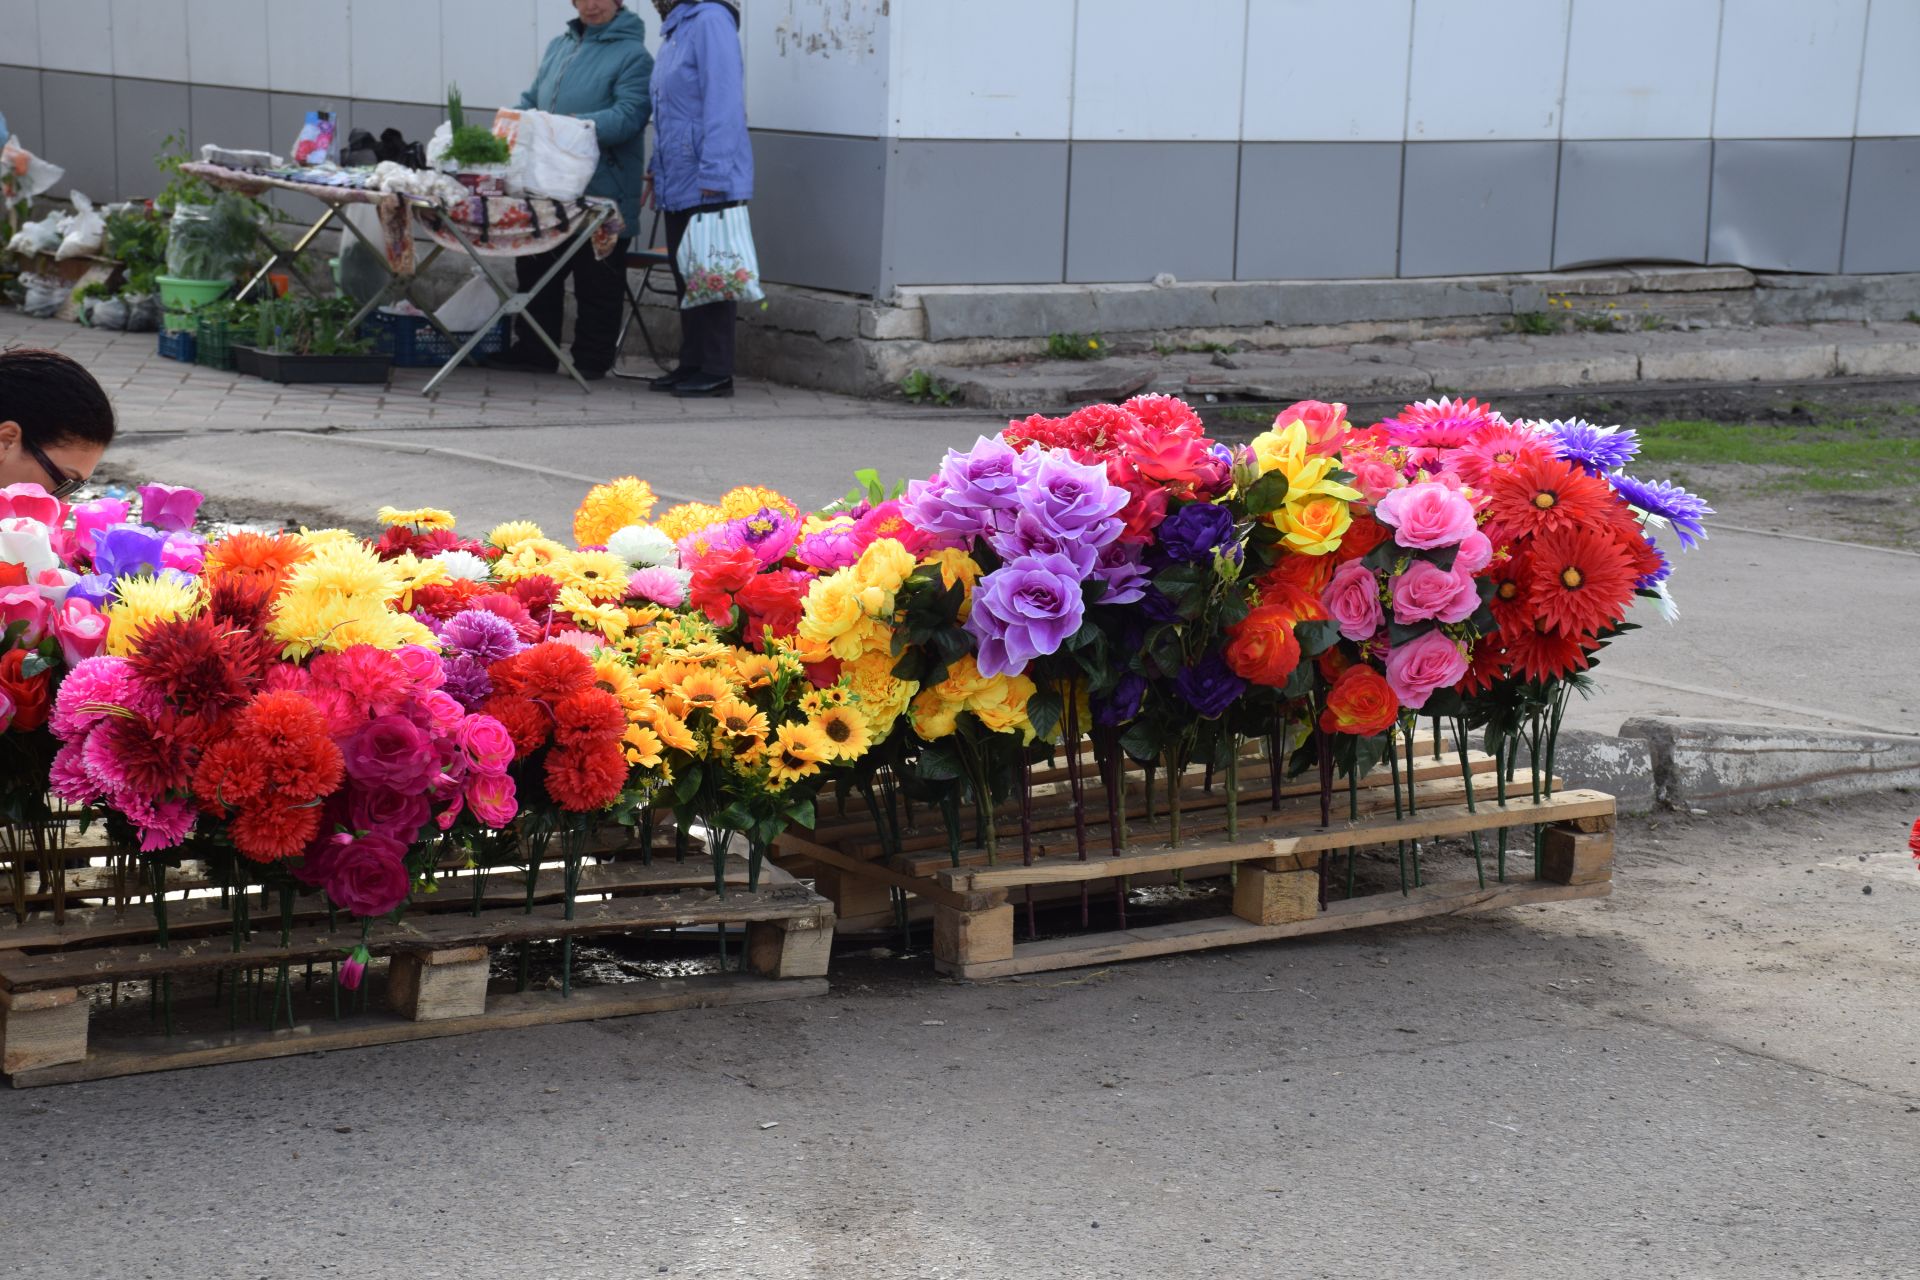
[0,853,832,1088]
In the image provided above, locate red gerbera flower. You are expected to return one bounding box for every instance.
[1500,618,1597,684]
[1486,549,1531,634]
[1527,527,1637,637]
[1451,422,1556,487]
[1484,455,1614,542]
[1459,634,1507,696]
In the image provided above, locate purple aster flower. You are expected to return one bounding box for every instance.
[1093,672,1147,727]
[1091,542,1149,606]
[91,524,169,580]
[1157,502,1236,563]
[440,654,494,710]
[1608,474,1713,550]
[1019,450,1129,545]
[439,609,521,664]
[1173,650,1246,720]
[1541,419,1640,475]
[965,552,1087,677]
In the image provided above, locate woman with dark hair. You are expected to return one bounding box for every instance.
[644,0,751,399]
[0,348,115,497]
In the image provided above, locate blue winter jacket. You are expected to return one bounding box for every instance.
[648,0,754,213]
[518,7,653,232]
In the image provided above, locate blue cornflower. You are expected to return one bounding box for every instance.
[1542,419,1640,474]
[1608,474,1713,550]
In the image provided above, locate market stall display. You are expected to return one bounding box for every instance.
[0,394,1704,1082]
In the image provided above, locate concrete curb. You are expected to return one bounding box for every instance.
[1520,718,1920,816]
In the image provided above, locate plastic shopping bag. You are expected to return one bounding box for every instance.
[292,110,337,167]
[493,109,598,201]
[1,135,64,204]
[54,192,106,260]
[675,206,765,309]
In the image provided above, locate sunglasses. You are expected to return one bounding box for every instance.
[22,437,85,499]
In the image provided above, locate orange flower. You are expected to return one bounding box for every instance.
[1223,605,1302,688]
[1319,666,1399,738]
[202,531,311,595]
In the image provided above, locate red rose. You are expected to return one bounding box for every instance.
[1335,511,1391,562]
[1319,665,1399,738]
[1223,605,1302,688]
[687,545,760,626]
[0,648,51,732]
[324,832,413,918]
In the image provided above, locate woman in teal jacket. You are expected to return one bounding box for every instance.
[494,0,652,379]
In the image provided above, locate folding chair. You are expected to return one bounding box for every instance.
[612,208,678,379]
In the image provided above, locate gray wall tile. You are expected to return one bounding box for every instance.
[1236,143,1401,280]
[1399,141,1557,276]
[886,140,1067,286]
[112,77,189,202]
[1709,139,1851,273]
[751,129,886,295]
[39,70,117,201]
[0,65,45,152]
[1554,139,1709,268]
[190,84,274,157]
[1841,138,1920,274]
[1066,141,1237,284]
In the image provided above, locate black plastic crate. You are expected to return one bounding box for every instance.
[157,329,197,363]
[363,311,511,369]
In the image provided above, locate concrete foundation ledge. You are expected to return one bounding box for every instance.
[1620,717,1920,812]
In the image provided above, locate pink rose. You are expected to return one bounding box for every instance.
[0,583,52,645]
[1374,481,1478,550]
[1454,530,1492,575]
[50,596,108,665]
[455,714,517,773]
[324,831,413,918]
[1384,629,1469,710]
[71,498,130,555]
[348,787,432,842]
[419,689,465,734]
[464,771,518,828]
[135,483,205,533]
[161,532,206,574]
[1389,560,1480,626]
[1322,560,1385,642]
[393,644,445,690]
[0,483,63,526]
[1276,400,1349,457]
[1347,459,1405,505]
[342,715,437,792]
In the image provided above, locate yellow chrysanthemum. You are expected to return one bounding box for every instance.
[810,707,872,761]
[269,539,433,659]
[930,654,992,704]
[559,586,627,641]
[574,476,659,547]
[376,506,456,530]
[653,501,726,543]
[384,552,448,610]
[553,549,632,602]
[486,520,545,551]
[493,537,569,583]
[851,537,917,596]
[922,547,983,600]
[909,687,962,741]
[767,722,831,785]
[719,485,799,520]
[711,695,771,742]
[104,575,203,657]
[845,649,918,737]
[622,724,664,769]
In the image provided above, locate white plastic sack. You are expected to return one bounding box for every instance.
[6,213,67,256]
[495,108,598,201]
[676,206,765,309]
[431,272,504,333]
[1,135,64,203]
[425,122,453,169]
[21,274,68,318]
[54,192,105,260]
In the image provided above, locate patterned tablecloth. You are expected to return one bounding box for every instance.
[180,163,623,276]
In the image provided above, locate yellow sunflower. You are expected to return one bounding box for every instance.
[711,695,771,742]
[558,586,627,641]
[675,669,735,713]
[730,652,781,689]
[767,722,831,785]
[810,707,872,761]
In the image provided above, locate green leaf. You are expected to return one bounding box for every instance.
[1119,721,1162,763]
[1027,689,1064,743]
[1387,620,1435,648]
[671,764,705,806]
[1361,542,1400,573]
[1241,470,1290,516]
[1425,544,1460,572]
[19,651,51,680]
[1294,619,1341,657]
[916,739,966,783]
[784,795,817,830]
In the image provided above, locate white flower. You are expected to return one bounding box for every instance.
[430,549,493,582]
[0,517,61,579]
[606,523,676,568]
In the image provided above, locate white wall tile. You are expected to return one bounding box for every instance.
[1562,0,1718,138]
[37,0,113,75]
[1407,0,1570,140]
[1242,0,1412,141]
[267,0,351,97]
[889,0,1072,139]
[187,0,269,90]
[0,0,41,65]
[745,0,891,137]
[1072,0,1247,140]
[441,0,535,111]
[351,0,441,104]
[110,0,188,82]
[1857,0,1920,137]
[1714,0,1868,137]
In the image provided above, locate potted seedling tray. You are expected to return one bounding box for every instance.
[232,344,392,385]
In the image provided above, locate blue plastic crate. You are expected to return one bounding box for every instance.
[157,329,197,363]
[364,311,511,369]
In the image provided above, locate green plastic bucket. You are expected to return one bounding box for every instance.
[157,275,232,332]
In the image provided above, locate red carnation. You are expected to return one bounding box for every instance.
[688,545,760,625]
[545,739,628,812]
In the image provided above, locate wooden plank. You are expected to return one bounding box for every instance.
[1231,867,1319,926]
[933,903,1014,967]
[387,948,491,1022]
[6,973,830,1088]
[746,916,835,980]
[939,877,1613,980]
[0,883,832,994]
[0,858,766,954]
[941,790,1618,893]
[1540,828,1615,886]
[773,832,989,912]
[0,988,89,1073]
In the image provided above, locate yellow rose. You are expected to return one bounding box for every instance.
[797,572,863,644]
[1279,495,1354,557]
[970,672,1037,739]
[852,537,917,595]
[909,688,961,740]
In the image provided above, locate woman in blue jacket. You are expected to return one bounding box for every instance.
[644,0,752,399]
[495,0,652,380]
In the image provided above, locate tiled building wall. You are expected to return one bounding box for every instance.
[3,0,1917,297]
